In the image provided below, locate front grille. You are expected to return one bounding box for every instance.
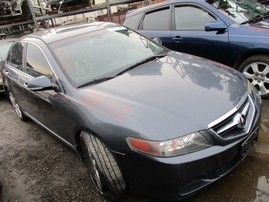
[209,94,255,139]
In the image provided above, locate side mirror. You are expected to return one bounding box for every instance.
[26,75,54,91]
[205,22,227,33]
[152,37,162,45]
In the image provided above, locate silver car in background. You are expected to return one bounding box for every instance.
[0,38,16,92]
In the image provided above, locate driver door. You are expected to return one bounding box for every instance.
[170,4,229,65]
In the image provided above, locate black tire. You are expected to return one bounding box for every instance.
[238,55,269,99]
[8,91,29,121]
[80,131,126,200]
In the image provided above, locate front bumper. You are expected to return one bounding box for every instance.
[115,93,262,201]
[119,128,259,201]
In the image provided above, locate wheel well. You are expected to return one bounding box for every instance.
[75,129,84,158]
[4,86,10,103]
[4,85,8,93]
[74,128,102,159]
[233,50,269,70]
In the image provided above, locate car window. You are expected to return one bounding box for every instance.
[175,6,216,30]
[25,43,54,80]
[123,12,144,29]
[7,42,24,71]
[142,7,170,30]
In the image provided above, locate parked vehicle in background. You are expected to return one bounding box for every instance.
[0,38,15,59]
[46,0,91,11]
[0,0,47,20]
[0,38,16,93]
[124,0,269,98]
[0,22,262,201]
[0,0,28,18]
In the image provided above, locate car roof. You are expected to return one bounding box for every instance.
[21,22,121,44]
[126,0,207,15]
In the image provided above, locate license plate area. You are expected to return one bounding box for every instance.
[241,127,259,161]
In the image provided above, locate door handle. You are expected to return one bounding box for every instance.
[172,36,182,43]
[4,70,9,75]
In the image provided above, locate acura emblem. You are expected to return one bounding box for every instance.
[214,103,250,134]
[233,103,250,129]
[234,113,246,128]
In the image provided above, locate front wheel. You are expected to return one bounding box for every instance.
[8,91,28,121]
[239,55,269,99]
[80,131,126,200]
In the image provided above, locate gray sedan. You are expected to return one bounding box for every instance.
[0,22,262,201]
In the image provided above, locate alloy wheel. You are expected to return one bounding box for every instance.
[242,61,269,97]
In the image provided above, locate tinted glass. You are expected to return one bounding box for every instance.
[7,42,24,71]
[143,8,170,30]
[123,12,143,29]
[50,26,167,87]
[175,6,216,30]
[26,43,53,79]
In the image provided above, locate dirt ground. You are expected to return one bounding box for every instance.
[0,93,268,202]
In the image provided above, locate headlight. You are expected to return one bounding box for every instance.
[126,132,211,157]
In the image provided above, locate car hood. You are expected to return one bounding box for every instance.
[80,52,248,140]
[251,17,269,30]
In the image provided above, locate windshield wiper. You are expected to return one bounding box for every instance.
[262,11,269,18]
[77,54,167,88]
[241,18,257,25]
[78,76,115,88]
[116,54,167,76]
[241,12,269,25]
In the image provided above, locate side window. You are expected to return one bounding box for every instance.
[7,42,24,71]
[142,7,170,30]
[175,6,216,30]
[25,43,53,79]
[124,12,144,29]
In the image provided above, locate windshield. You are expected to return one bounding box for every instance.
[212,0,269,24]
[51,27,167,87]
